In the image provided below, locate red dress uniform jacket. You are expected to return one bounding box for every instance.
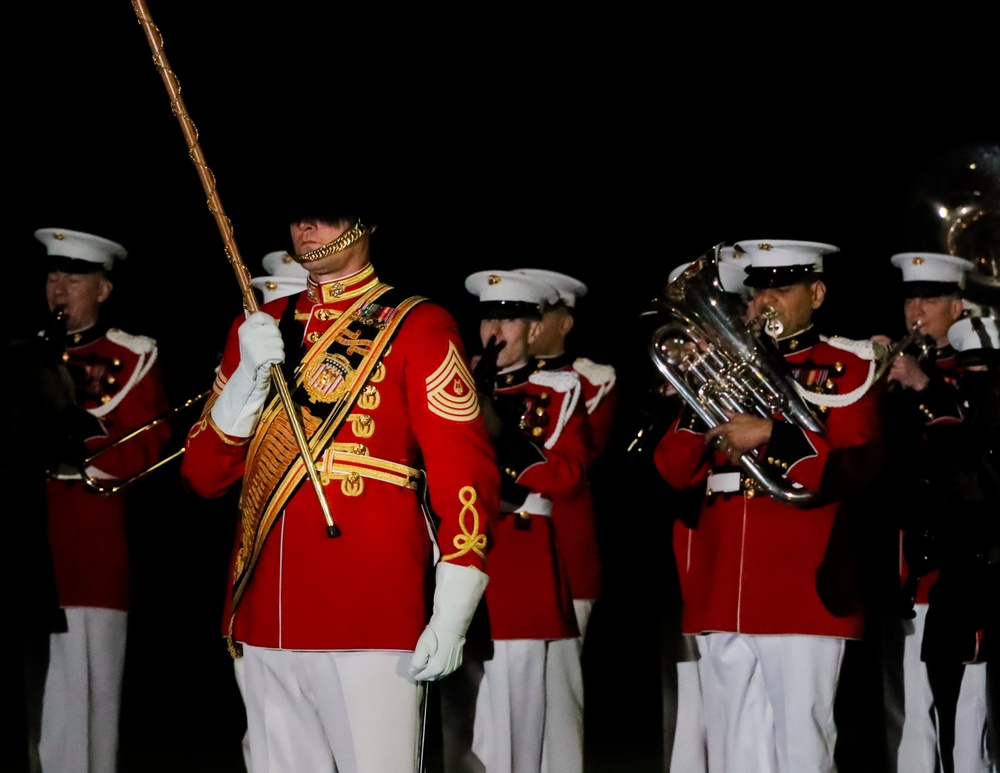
[531,353,617,602]
[484,364,592,640]
[47,324,170,611]
[655,328,883,639]
[181,266,499,652]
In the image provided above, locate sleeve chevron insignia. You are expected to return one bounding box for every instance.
[426,341,480,422]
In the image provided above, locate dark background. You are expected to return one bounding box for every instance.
[9,3,999,771]
[12,4,999,368]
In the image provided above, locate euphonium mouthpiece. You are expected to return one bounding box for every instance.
[761,306,783,338]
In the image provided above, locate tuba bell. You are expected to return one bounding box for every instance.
[643,243,826,506]
[905,142,1000,316]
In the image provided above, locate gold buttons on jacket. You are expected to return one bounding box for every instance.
[358,384,380,410]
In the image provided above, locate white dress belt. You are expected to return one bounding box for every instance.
[706,471,742,495]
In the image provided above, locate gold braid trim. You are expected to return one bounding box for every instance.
[442,485,487,561]
[235,405,324,578]
[226,618,242,659]
[292,221,367,264]
[318,451,423,490]
[206,413,253,446]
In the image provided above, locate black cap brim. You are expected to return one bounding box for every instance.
[743,266,823,289]
[45,256,107,274]
[902,281,962,299]
[477,300,543,320]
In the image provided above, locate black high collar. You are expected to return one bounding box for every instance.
[773,326,820,356]
[495,362,536,389]
[65,321,110,349]
[531,352,573,371]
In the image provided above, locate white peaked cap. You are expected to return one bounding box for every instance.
[735,239,839,288]
[948,316,999,353]
[736,239,839,270]
[718,245,751,295]
[668,248,749,297]
[35,227,127,270]
[262,250,309,278]
[251,275,308,305]
[465,270,560,318]
[668,262,692,284]
[512,268,588,307]
[890,252,974,285]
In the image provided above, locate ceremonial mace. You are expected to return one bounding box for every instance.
[130,0,341,537]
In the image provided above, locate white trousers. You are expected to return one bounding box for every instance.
[39,607,128,773]
[699,632,844,773]
[241,645,424,773]
[472,638,581,773]
[890,604,995,773]
[232,654,253,773]
[669,634,709,773]
[540,599,593,773]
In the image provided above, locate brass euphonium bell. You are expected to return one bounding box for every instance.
[642,243,826,506]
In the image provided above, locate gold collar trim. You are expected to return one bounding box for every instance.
[306,263,379,303]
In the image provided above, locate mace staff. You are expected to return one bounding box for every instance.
[129,0,341,537]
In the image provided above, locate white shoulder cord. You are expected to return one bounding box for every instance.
[791,336,876,408]
[91,330,160,418]
[573,357,617,415]
[528,370,581,449]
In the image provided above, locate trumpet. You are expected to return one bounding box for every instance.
[72,389,212,496]
[872,322,936,384]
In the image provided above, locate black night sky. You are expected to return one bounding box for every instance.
[14,5,998,387]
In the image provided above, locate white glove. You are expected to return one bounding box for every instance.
[408,562,488,681]
[210,311,284,437]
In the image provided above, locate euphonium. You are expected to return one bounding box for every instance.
[642,244,826,506]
